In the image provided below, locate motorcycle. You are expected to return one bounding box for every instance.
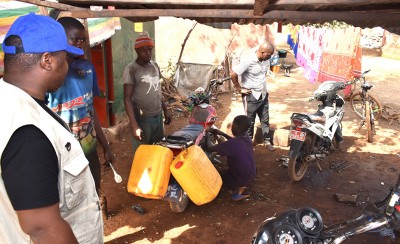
[251,174,400,243]
[160,77,231,212]
[287,80,351,181]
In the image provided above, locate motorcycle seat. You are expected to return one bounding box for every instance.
[308,110,326,124]
[164,124,204,144]
[308,106,336,124]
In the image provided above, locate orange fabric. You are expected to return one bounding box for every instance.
[317,27,362,95]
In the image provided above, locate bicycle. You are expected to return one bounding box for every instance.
[349,70,382,142]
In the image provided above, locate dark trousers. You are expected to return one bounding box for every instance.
[242,93,271,143]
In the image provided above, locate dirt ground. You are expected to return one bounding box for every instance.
[100,49,400,244]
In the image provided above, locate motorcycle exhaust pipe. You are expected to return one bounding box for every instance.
[333,217,390,244]
[305,154,326,162]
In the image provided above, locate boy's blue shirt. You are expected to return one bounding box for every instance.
[46,59,100,154]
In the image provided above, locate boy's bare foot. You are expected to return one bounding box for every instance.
[238,186,248,195]
[231,193,250,201]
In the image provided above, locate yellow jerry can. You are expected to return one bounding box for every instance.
[127,145,173,199]
[170,145,222,205]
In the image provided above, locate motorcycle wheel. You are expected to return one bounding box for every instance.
[365,101,374,143]
[331,136,339,150]
[169,192,189,213]
[350,92,382,120]
[288,135,312,181]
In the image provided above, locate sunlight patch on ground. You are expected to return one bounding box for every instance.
[104,226,145,242]
[132,224,197,244]
[344,120,400,155]
[219,99,244,133]
[161,224,197,240]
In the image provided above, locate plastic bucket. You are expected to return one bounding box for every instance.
[278,50,287,58]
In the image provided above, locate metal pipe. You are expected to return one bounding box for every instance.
[306,154,326,162]
[332,217,390,244]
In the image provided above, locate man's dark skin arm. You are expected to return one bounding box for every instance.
[17,203,78,244]
[123,83,143,141]
[161,97,171,125]
[93,110,113,164]
[230,71,251,95]
[206,128,232,152]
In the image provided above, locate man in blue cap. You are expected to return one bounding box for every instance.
[0,13,103,244]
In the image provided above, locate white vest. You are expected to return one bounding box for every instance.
[0,79,103,243]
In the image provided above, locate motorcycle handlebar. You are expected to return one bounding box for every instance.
[211,77,232,85]
[395,175,400,192]
[362,69,371,77]
[345,79,357,86]
[220,77,232,83]
[180,99,192,107]
[183,77,232,107]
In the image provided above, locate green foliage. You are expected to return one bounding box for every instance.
[305,20,353,29]
[160,59,177,80]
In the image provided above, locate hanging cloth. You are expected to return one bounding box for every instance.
[317,26,362,95]
[296,26,325,83]
[287,24,300,58]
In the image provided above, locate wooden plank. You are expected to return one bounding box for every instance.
[334,193,357,204]
[268,10,400,27]
[59,0,253,5]
[82,19,92,61]
[58,8,255,18]
[275,0,398,4]
[38,6,48,15]
[58,8,400,27]
[17,0,86,11]
[59,0,398,7]
[253,0,269,16]
[272,0,399,5]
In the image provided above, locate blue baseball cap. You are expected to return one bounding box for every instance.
[2,12,83,56]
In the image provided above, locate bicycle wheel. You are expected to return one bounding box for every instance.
[365,101,374,142]
[368,93,382,120]
[350,92,382,120]
[350,92,365,118]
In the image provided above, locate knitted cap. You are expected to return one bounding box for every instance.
[134,32,154,49]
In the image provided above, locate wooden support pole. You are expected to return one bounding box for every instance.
[82,19,92,61]
[18,0,85,11]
